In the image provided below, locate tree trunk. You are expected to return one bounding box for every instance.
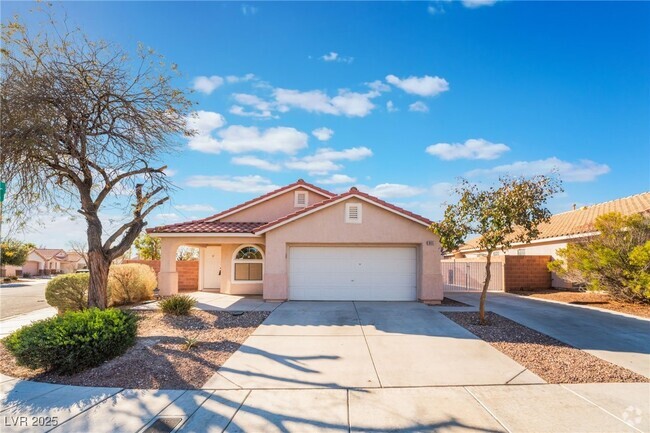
[479,251,492,325]
[87,250,110,308]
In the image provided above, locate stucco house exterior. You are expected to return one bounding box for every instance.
[458,192,650,288]
[21,249,88,276]
[148,179,443,302]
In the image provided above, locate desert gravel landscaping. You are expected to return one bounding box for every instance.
[510,289,650,318]
[0,310,269,389]
[444,311,649,384]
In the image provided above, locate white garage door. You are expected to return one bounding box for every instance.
[289,246,417,301]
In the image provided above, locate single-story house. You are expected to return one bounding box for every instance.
[21,249,87,276]
[148,179,443,302]
[458,191,650,288]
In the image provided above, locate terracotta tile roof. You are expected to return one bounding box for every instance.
[461,191,650,251]
[32,248,67,260]
[148,221,265,234]
[202,179,334,222]
[254,187,433,234]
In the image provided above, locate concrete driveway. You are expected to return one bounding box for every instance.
[207,301,543,389]
[446,292,650,378]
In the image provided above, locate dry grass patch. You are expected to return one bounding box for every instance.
[510,289,650,319]
[0,310,269,389]
[444,311,648,384]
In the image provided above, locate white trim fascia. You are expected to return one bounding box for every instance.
[460,231,600,253]
[205,184,333,222]
[255,194,430,235]
[150,232,262,238]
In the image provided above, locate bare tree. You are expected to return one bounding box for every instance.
[1,11,194,308]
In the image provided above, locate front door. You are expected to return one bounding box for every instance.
[203,246,221,290]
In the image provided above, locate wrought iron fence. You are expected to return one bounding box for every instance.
[441,260,504,292]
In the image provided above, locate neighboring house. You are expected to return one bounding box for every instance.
[22,249,87,276]
[458,192,650,288]
[149,179,443,302]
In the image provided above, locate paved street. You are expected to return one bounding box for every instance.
[0,281,49,319]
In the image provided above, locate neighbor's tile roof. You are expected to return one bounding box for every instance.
[32,248,67,260]
[461,191,650,251]
[148,221,266,234]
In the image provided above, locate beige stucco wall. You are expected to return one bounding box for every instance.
[263,199,442,301]
[222,188,330,223]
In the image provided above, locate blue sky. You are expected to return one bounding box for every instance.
[4,1,650,246]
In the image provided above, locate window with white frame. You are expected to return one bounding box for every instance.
[233,246,264,282]
[294,190,308,207]
[345,202,362,223]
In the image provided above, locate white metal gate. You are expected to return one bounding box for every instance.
[441,260,504,292]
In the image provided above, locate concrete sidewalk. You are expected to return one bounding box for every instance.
[0,307,57,338]
[446,292,650,378]
[1,377,647,432]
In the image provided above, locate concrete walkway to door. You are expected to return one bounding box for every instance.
[446,292,650,378]
[205,301,544,389]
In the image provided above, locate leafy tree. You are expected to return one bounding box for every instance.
[548,212,650,303]
[134,233,161,260]
[176,246,199,261]
[1,10,193,308]
[430,176,562,324]
[1,239,32,266]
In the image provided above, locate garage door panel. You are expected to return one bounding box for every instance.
[289,246,416,301]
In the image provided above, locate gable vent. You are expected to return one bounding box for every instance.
[345,203,362,223]
[294,191,308,207]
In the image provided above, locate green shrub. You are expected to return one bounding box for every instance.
[45,273,89,314]
[3,308,138,374]
[108,264,156,306]
[159,295,197,315]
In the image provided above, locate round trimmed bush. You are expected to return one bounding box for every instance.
[3,308,138,375]
[159,295,197,316]
[45,273,89,314]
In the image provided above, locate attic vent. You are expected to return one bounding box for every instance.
[345,203,362,224]
[294,191,308,207]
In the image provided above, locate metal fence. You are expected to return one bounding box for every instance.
[441,260,504,292]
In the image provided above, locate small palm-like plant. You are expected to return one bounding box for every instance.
[159,295,197,316]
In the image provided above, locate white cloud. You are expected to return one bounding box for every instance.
[360,183,426,199]
[229,105,275,119]
[225,73,255,83]
[386,74,450,97]
[231,155,282,171]
[241,4,258,15]
[366,80,391,96]
[316,174,357,185]
[175,204,216,212]
[186,175,279,194]
[285,159,343,175]
[462,0,497,8]
[427,4,444,15]
[386,101,398,112]
[285,146,373,175]
[430,182,454,197]
[192,76,224,95]
[163,168,177,177]
[321,52,354,63]
[409,101,429,113]
[426,138,510,160]
[188,125,308,155]
[274,88,377,117]
[312,127,334,141]
[186,110,226,135]
[155,213,181,222]
[466,157,611,182]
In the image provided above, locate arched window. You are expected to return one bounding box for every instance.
[233,245,264,282]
